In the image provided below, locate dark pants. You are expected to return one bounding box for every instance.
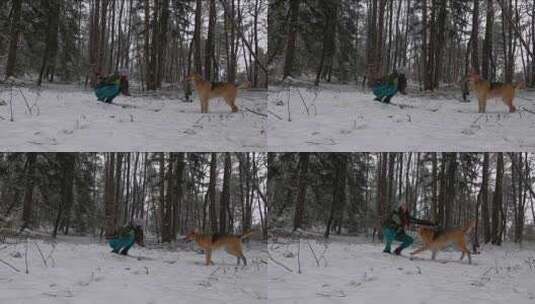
[383,228,413,252]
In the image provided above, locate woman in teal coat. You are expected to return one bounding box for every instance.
[108,222,144,255]
[372,71,408,104]
[383,202,435,255]
[95,70,129,103]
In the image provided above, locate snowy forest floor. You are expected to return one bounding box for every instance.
[268,83,535,151]
[0,83,266,151]
[0,236,267,304]
[269,235,535,304]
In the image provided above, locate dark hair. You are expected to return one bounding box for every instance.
[398,206,410,227]
[398,74,408,94]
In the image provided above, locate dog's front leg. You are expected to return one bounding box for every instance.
[201,98,208,113]
[478,97,487,113]
[205,249,213,265]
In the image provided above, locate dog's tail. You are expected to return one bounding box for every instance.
[239,231,254,240]
[463,221,476,234]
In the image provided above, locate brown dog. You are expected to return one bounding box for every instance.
[410,221,475,264]
[187,74,240,113]
[467,72,520,113]
[185,230,253,266]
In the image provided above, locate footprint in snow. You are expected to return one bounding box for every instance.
[198,280,212,288]
[348,280,362,287]
[461,128,476,135]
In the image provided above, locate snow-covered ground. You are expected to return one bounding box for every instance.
[0,84,266,151]
[0,236,267,304]
[269,235,535,304]
[268,83,535,151]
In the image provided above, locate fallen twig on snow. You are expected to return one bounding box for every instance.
[306,240,321,267]
[18,87,34,116]
[297,239,302,274]
[305,139,337,146]
[244,107,267,118]
[521,107,535,115]
[294,87,310,116]
[46,244,56,267]
[0,257,20,272]
[24,239,29,274]
[316,290,346,298]
[267,251,293,273]
[9,84,14,122]
[268,110,282,120]
[33,241,47,267]
[286,87,292,122]
[472,113,485,125]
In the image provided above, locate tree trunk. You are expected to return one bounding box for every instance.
[174,153,185,236]
[219,153,231,234]
[205,0,217,81]
[376,153,388,240]
[481,152,491,243]
[53,153,75,238]
[104,153,117,238]
[21,153,37,229]
[193,0,203,76]
[471,0,480,73]
[293,153,310,231]
[37,1,60,86]
[482,0,493,79]
[159,153,167,241]
[491,153,504,245]
[432,153,438,222]
[283,0,300,79]
[4,0,23,80]
[325,154,347,238]
[207,153,218,233]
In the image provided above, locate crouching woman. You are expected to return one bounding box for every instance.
[108,222,144,255]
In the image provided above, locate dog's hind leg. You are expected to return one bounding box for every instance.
[478,96,487,113]
[462,247,472,264]
[199,96,209,113]
[461,248,472,264]
[457,240,472,264]
[503,96,516,113]
[227,244,245,265]
[237,255,247,266]
[224,93,239,112]
[205,249,214,265]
